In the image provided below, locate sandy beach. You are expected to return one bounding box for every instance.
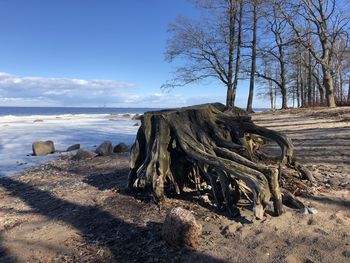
[0,107,349,263]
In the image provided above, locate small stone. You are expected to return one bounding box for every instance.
[307,207,318,214]
[199,194,211,205]
[113,143,130,153]
[340,181,349,187]
[133,123,140,126]
[66,144,80,152]
[299,208,309,215]
[32,140,55,156]
[204,216,211,222]
[162,207,202,248]
[95,141,113,156]
[73,149,98,160]
[342,250,350,257]
[307,218,317,225]
[222,222,243,236]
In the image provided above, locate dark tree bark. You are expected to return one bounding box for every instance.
[226,0,238,109]
[307,50,312,106]
[348,77,350,102]
[128,103,315,220]
[247,0,258,113]
[232,0,243,105]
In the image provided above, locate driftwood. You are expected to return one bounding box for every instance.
[127,103,314,219]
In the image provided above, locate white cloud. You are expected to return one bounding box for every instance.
[0,72,238,108]
[0,72,136,106]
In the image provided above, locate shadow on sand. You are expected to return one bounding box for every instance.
[0,175,229,262]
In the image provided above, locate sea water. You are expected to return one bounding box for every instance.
[0,107,157,177]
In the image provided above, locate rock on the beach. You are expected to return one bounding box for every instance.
[73,149,98,160]
[299,208,309,215]
[66,144,80,152]
[32,141,55,156]
[113,143,130,153]
[162,207,202,248]
[95,141,113,156]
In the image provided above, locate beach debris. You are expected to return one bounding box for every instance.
[307,207,318,214]
[299,208,309,215]
[66,144,80,152]
[32,140,55,156]
[222,222,243,236]
[198,194,212,205]
[113,143,130,153]
[95,141,113,156]
[340,181,349,187]
[299,207,318,215]
[162,207,202,248]
[74,149,98,160]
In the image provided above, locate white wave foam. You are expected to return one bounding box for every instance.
[0,113,137,124]
[0,114,140,177]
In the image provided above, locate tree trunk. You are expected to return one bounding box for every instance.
[226,85,233,110]
[269,79,274,111]
[296,69,301,108]
[348,77,350,102]
[279,48,287,109]
[307,51,312,106]
[128,103,315,220]
[232,0,243,105]
[300,72,305,107]
[339,69,343,102]
[247,0,257,113]
[323,65,336,107]
[226,0,237,110]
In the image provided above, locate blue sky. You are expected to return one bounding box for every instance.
[0,0,264,108]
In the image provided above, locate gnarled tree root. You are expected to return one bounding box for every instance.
[128,103,314,219]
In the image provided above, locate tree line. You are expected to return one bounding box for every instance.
[162,0,350,111]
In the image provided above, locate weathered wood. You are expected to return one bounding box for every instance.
[128,103,313,219]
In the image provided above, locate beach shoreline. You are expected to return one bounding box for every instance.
[0,107,350,262]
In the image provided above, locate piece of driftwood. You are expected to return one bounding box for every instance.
[127,103,314,219]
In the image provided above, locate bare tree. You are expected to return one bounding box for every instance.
[256,3,291,109]
[162,0,239,109]
[281,0,350,107]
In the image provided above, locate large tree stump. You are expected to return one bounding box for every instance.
[128,103,314,219]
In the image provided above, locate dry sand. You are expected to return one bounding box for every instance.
[0,107,350,263]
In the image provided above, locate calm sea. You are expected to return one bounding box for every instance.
[0,107,159,116]
[0,106,269,116]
